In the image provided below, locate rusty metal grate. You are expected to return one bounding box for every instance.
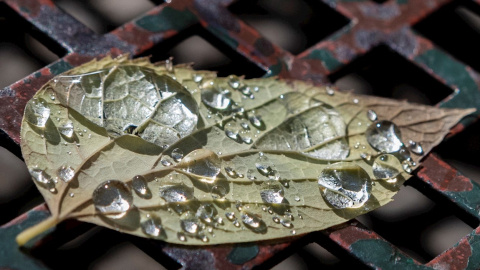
[2,0,480,269]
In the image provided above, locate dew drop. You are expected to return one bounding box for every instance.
[228,75,241,89]
[160,156,173,166]
[240,130,253,144]
[211,185,227,199]
[58,119,74,138]
[249,115,264,128]
[318,162,371,209]
[260,181,285,204]
[353,98,359,104]
[240,122,250,130]
[367,110,377,122]
[225,212,236,221]
[240,86,252,96]
[247,169,257,180]
[180,212,203,234]
[49,187,57,193]
[141,216,163,237]
[196,203,218,224]
[233,219,241,227]
[182,149,221,182]
[272,216,280,223]
[200,234,209,242]
[29,168,54,188]
[123,124,138,134]
[69,192,74,197]
[373,154,402,180]
[290,229,296,235]
[366,121,404,153]
[408,140,424,155]
[132,175,150,198]
[159,184,194,202]
[241,211,267,233]
[280,219,293,228]
[165,57,174,72]
[57,166,75,183]
[255,155,276,177]
[192,74,203,84]
[25,98,50,128]
[92,180,133,219]
[177,232,187,242]
[201,86,232,111]
[225,167,239,178]
[171,148,184,162]
[294,196,300,202]
[326,87,335,96]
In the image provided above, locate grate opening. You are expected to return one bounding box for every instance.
[434,120,480,185]
[53,0,156,34]
[413,1,480,73]
[139,24,266,78]
[0,3,66,89]
[228,0,350,55]
[371,0,390,4]
[328,45,454,105]
[357,183,476,263]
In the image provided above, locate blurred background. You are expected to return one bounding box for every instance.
[2,0,480,269]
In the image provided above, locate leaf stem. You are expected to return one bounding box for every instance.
[16,215,59,247]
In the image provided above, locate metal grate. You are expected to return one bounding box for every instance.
[1,0,480,269]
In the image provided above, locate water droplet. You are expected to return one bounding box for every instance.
[402,160,413,173]
[353,98,359,104]
[367,110,377,122]
[241,211,267,233]
[165,57,174,72]
[177,232,187,242]
[225,122,240,140]
[373,154,402,180]
[318,162,371,209]
[141,216,163,237]
[132,175,150,198]
[294,196,300,202]
[233,219,241,227]
[211,185,227,199]
[240,122,250,130]
[25,98,50,128]
[408,140,424,155]
[260,181,285,204]
[29,168,54,188]
[255,155,276,177]
[57,166,75,183]
[49,187,57,193]
[196,203,218,224]
[360,153,372,162]
[160,156,173,166]
[240,86,252,96]
[326,87,335,96]
[272,216,280,223]
[200,234,209,242]
[67,151,72,155]
[180,212,203,234]
[240,130,253,144]
[225,167,239,178]
[280,219,293,228]
[249,115,264,128]
[92,180,133,219]
[123,124,138,134]
[171,148,184,162]
[228,75,241,89]
[225,212,236,221]
[69,192,74,197]
[247,169,257,180]
[290,229,296,235]
[201,86,232,111]
[159,184,194,202]
[58,119,74,138]
[192,74,203,84]
[366,121,404,153]
[182,149,221,182]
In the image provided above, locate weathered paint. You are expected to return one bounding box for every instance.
[136,7,197,33]
[227,245,259,265]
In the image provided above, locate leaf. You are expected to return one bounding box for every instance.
[18,55,474,245]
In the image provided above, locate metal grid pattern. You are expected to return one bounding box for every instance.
[1,0,480,269]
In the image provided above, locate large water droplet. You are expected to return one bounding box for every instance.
[201,85,232,111]
[318,162,371,209]
[225,211,236,221]
[159,184,194,202]
[228,75,241,89]
[211,185,227,199]
[373,154,402,180]
[366,121,404,153]
[141,215,163,237]
[58,119,74,138]
[29,168,54,188]
[132,175,150,198]
[181,149,221,182]
[25,98,50,128]
[92,180,133,219]
[408,140,424,155]
[249,115,264,128]
[241,211,267,233]
[225,121,241,141]
[260,181,285,204]
[57,166,75,183]
[280,218,293,228]
[171,148,184,162]
[255,155,276,177]
[196,203,218,224]
[180,212,203,234]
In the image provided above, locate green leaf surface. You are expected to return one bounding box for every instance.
[19,55,474,245]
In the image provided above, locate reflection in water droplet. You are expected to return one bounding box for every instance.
[92,180,133,219]
[318,162,371,209]
[228,75,241,89]
[367,110,377,122]
[201,86,232,111]
[161,156,173,166]
[180,212,203,234]
[211,185,227,199]
[233,219,241,227]
[240,86,252,97]
[196,203,218,224]
[192,74,203,84]
[272,216,280,223]
[141,216,163,237]
[280,219,293,228]
[255,155,276,178]
[408,140,424,155]
[57,166,75,183]
[260,181,285,204]
[241,211,267,233]
[294,196,300,202]
[123,124,138,134]
[182,149,221,182]
[240,130,253,144]
[326,87,335,96]
[249,115,264,128]
[159,184,194,202]
[247,169,257,180]
[373,154,402,179]
[177,232,187,242]
[58,119,74,137]
[225,167,239,178]
[225,121,240,140]
[25,98,50,128]
[132,175,150,198]
[225,212,235,221]
[69,192,74,197]
[170,149,184,162]
[29,168,54,188]
[366,121,403,153]
[240,122,250,130]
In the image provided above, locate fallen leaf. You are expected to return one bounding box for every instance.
[17,55,474,245]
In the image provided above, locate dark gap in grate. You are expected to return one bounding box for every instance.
[371,0,390,4]
[0,3,66,89]
[413,0,480,73]
[328,45,453,105]
[139,24,266,78]
[434,120,480,186]
[358,180,477,263]
[228,0,350,55]
[53,0,156,34]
